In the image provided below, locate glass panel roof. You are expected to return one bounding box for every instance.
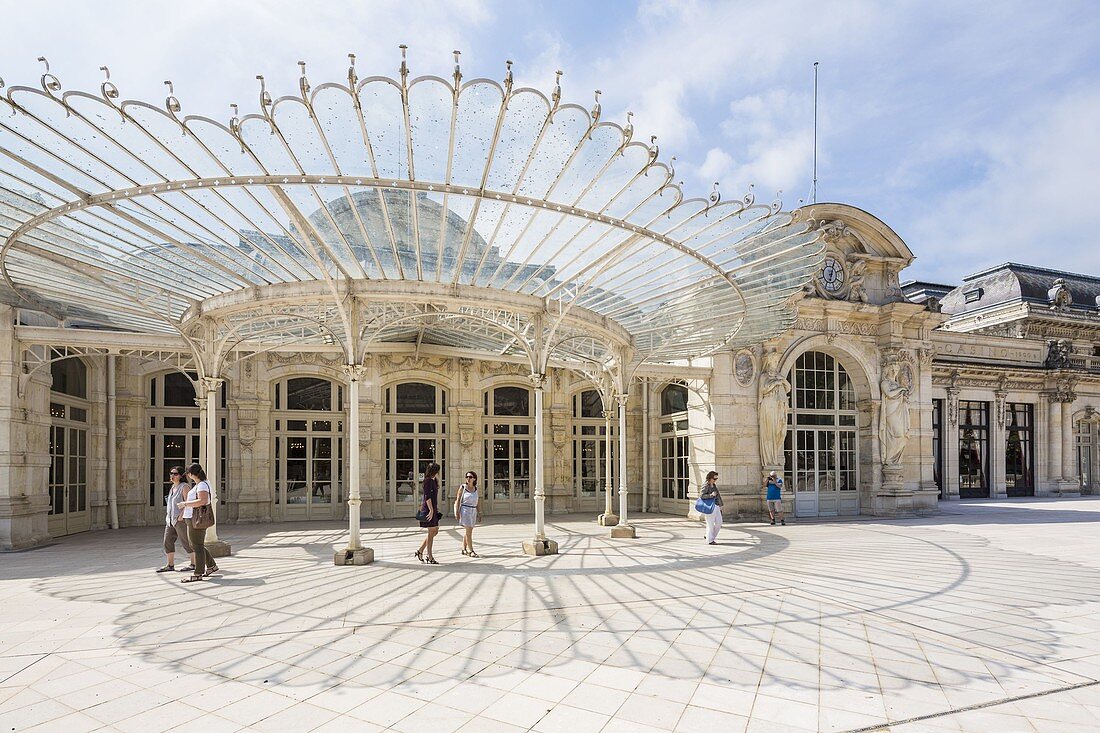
[0,59,824,366]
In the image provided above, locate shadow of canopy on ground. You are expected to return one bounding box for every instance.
[4,508,1100,732]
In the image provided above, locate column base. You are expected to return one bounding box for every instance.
[597,513,619,526]
[522,538,559,556]
[610,524,636,538]
[206,540,232,558]
[334,547,375,566]
[1056,480,1082,497]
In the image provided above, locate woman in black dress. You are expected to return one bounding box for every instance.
[415,462,442,564]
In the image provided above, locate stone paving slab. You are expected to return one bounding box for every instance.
[2,498,1099,731]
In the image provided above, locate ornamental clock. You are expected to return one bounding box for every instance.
[819,256,846,294]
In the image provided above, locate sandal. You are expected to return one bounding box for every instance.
[203,565,220,577]
[461,548,469,556]
[156,565,175,573]
[468,551,480,558]
[181,575,204,584]
[178,564,196,572]
[414,550,424,563]
[425,557,439,565]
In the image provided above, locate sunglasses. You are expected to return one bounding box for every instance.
[465,475,476,479]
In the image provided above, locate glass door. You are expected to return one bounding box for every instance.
[385,428,445,518]
[48,415,90,537]
[275,422,341,520]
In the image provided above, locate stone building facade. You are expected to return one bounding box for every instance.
[2,204,1098,550]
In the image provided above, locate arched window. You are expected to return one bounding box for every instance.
[384,382,447,514]
[484,385,533,512]
[49,353,89,536]
[784,352,859,516]
[148,372,228,509]
[272,377,344,520]
[660,382,690,502]
[276,376,338,411]
[572,390,615,505]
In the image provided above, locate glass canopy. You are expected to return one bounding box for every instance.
[0,56,824,370]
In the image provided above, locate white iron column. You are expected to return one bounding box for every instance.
[106,355,119,529]
[523,373,558,555]
[598,407,618,526]
[612,393,636,538]
[200,377,226,548]
[336,364,373,565]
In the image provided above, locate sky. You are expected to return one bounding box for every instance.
[2,0,1098,284]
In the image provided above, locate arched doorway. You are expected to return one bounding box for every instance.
[658,382,690,513]
[572,389,616,514]
[272,376,344,521]
[484,384,534,515]
[383,382,447,518]
[784,351,860,517]
[48,354,90,537]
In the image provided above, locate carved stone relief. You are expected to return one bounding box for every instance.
[734,349,756,387]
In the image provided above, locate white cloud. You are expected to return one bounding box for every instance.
[906,85,1100,281]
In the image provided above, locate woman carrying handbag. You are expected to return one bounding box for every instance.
[698,471,723,545]
[177,463,219,583]
[414,463,442,564]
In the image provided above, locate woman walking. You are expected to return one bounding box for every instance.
[157,466,195,573]
[176,463,219,583]
[415,462,442,564]
[453,470,482,557]
[700,470,724,545]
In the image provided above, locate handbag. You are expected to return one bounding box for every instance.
[694,496,716,515]
[191,503,215,530]
[415,505,431,522]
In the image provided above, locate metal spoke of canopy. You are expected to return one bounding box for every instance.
[0,53,825,373]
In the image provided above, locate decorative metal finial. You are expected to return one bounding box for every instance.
[709,182,721,207]
[163,80,181,116]
[590,89,602,124]
[452,50,462,87]
[551,70,562,110]
[257,75,271,108]
[297,61,310,98]
[744,183,755,207]
[399,44,409,86]
[347,53,358,87]
[229,103,241,134]
[618,111,634,154]
[771,189,784,213]
[37,56,61,94]
[503,59,514,94]
[99,66,119,100]
[646,134,659,172]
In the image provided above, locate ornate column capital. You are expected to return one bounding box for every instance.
[342,363,368,382]
[199,376,224,394]
[614,392,629,409]
[528,372,546,390]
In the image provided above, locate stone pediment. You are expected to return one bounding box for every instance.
[797,203,914,306]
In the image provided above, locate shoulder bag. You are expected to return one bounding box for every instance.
[191,503,215,530]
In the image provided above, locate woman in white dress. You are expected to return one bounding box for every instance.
[453,470,482,557]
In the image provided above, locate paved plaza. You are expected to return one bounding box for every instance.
[2,500,1100,733]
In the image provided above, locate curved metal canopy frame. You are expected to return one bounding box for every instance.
[0,53,825,373]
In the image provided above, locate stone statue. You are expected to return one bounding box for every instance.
[879,362,910,466]
[758,350,791,467]
[847,260,869,304]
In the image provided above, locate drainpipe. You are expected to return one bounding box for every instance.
[106,355,119,529]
